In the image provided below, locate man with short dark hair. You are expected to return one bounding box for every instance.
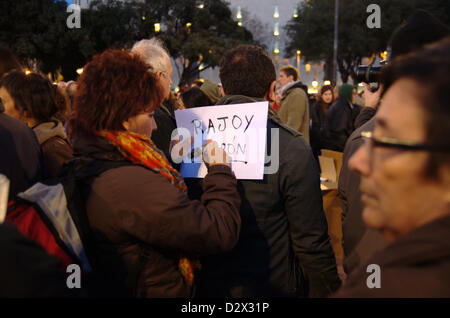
[197,45,340,298]
[277,65,310,144]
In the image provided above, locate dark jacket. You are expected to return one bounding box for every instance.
[324,98,360,152]
[151,105,180,170]
[338,117,387,274]
[33,121,73,177]
[310,101,330,158]
[333,214,450,297]
[71,135,241,297]
[354,107,376,129]
[0,222,81,297]
[0,113,46,200]
[196,95,340,298]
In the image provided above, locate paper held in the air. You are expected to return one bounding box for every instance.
[0,174,10,224]
[174,102,269,180]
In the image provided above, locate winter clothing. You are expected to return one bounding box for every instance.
[354,106,376,129]
[310,101,331,158]
[71,134,241,297]
[278,81,310,144]
[0,113,46,200]
[324,97,360,152]
[196,95,340,298]
[0,222,82,297]
[338,117,387,274]
[333,214,450,297]
[32,120,72,177]
[151,105,180,170]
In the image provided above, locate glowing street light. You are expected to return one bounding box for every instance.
[274,41,280,54]
[312,80,319,88]
[236,6,242,19]
[324,80,331,86]
[76,68,83,75]
[154,23,161,33]
[274,23,279,36]
[274,5,279,18]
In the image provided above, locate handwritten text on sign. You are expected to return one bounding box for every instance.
[174,102,269,179]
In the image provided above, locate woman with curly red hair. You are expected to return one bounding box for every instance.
[67,50,241,297]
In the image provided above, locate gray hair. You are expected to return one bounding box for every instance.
[131,38,169,73]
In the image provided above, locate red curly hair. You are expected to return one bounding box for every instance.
[68,50,164,137]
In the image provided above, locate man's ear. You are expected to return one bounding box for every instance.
[266,81,276,102]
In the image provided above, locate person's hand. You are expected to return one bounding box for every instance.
[362,83,382,109]
[202,140,230,168]
[169,134,194,164]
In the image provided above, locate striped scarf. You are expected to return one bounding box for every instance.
[96,130,196,286]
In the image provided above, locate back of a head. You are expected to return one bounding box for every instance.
[0,45,22,78]
[68,49,164,138]
[219,45,276,98]
[131,38,169,72]
[389,10,449,60]
[181,86,214,109]
[0,71,63,123]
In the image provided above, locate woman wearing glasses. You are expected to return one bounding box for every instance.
[333,37,450,297]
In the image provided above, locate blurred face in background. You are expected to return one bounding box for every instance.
[352,88,357,104]
[0,86,19,119]
[349,78,450,242]
[158,55,173,101]
[322,89,333,104]
[278,71,293,88]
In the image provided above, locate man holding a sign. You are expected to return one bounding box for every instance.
[192,45,341,298]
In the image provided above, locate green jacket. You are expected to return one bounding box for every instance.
[278,81,310,144]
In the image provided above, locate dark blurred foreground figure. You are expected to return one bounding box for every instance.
[0,113,45,200]
[338,10,449,276]
[0,222,81,297]
[67,50,241,297]
[334,38,450,297]
[0,72,72,177]
[196,45,340,298]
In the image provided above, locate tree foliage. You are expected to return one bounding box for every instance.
[285,0,450,83]
[0,0,255,83]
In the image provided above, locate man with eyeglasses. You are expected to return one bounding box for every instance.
[333,37,450,297]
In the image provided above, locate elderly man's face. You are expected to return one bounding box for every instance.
[158,54,173,100]
[349,78,449,242]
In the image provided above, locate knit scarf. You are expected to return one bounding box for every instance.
[96,130,196,286]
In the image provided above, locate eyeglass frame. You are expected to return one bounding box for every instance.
[361,131,450,153]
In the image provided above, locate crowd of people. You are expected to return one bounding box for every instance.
[0,10,449,298]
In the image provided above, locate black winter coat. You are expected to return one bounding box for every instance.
[196,95,341,298]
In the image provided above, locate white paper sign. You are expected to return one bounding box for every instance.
[0,174,10,224]
[174,102,269,180]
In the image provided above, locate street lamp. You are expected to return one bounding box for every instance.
[154,23,161,33]
[296,50,301,71]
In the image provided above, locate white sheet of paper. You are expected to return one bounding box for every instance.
[174,102,269,180]
[0,174,10,224]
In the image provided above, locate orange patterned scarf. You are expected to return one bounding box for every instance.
[97,130,196,286]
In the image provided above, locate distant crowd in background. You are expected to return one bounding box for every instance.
[0,9,449,298]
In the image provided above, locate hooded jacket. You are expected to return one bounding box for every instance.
[32,121,72,177]
[333,214,450,297]
[196,95,340,298]
[278,81,310,144]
